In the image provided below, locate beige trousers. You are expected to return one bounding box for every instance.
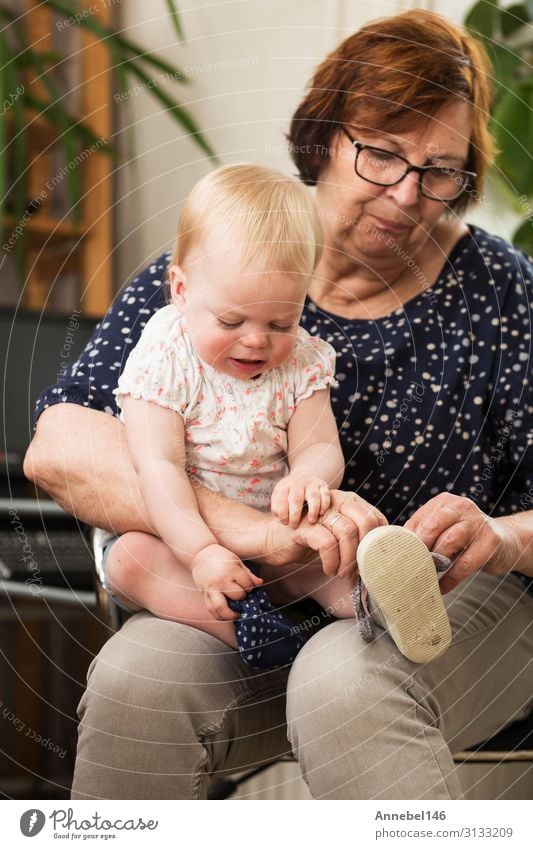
[71,571,533,799]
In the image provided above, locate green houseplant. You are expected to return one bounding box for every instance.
[0,0,216,278]
[464,0,533,252]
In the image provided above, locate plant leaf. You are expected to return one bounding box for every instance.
[487,169,525,210]
[492,80,533,196]
[501,3,530,35]
[125,62,218,160]
[44,0,189,82]
[42,2,219,171]
[486,42,523,103]
[526,0,533,20]
[465,0,501,38]
[512,217,533,253]
[164,0,184,41]
[24,93,114,152]
[16,51,62,67]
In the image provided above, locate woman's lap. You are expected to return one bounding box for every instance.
[72,571,533,799]
[71,612,291,799]
[286,571,533,799]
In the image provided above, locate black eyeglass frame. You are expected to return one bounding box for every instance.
[341,127,477,202]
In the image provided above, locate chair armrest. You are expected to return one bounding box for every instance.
[90,527,124,631]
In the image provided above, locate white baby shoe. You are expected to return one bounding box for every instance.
[355,525,453,663]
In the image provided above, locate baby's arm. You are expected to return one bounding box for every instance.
[271,388,345,528]
[120,396,262,618]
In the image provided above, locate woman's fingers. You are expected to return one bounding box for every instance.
[286,492,388,578]
[294,518,357,577]
[434,519,509,592]
[430,521,475,562]
[331,491,388,537]
[404,493,516,592]
[293,521,341,576]
[320,493,388,577]
[437,545,478,594]
[320,511,359,578]
[405,498,463,550]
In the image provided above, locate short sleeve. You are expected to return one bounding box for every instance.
[114,307,193,416]
[291,331,338,405]
[32,252,170,426]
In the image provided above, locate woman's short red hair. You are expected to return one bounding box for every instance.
[288,10,495,211]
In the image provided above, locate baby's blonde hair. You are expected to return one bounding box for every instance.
[170,164,323,277]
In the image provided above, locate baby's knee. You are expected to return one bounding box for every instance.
[106,531,156,592]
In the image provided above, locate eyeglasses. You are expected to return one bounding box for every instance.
[341,128,477,202]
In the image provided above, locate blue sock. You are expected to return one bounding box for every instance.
[227,586,306,670]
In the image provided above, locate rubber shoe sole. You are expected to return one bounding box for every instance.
[357,526,452,663]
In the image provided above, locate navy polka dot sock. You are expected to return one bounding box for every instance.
[227,586,307,670]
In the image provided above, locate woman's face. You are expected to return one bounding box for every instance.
[315,99,473,269]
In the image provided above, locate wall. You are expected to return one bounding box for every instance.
[115,0,517,289]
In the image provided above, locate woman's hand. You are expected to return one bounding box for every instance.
[318,490,389,577]
[262,490,388,579]
[404,492,523,593]
[191,544,263,621]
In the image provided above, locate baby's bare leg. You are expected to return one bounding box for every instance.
[105,531,237,647]
[261,559,356,619]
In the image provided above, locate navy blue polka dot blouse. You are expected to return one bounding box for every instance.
[34,225,533,585]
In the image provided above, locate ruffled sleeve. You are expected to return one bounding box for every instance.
[291,329,339,405]
[113,305,192,416]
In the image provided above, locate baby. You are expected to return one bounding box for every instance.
[103,164,452,669]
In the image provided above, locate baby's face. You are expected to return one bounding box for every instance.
[169,235,309,380]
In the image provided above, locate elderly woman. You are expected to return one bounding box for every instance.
[26,10,532,799]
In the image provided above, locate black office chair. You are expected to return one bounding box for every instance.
[90,529,533,799]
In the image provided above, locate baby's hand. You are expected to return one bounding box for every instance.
[191,544,263,621]
[271,473,331,528]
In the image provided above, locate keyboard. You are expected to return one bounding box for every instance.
[0,500,95,591]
